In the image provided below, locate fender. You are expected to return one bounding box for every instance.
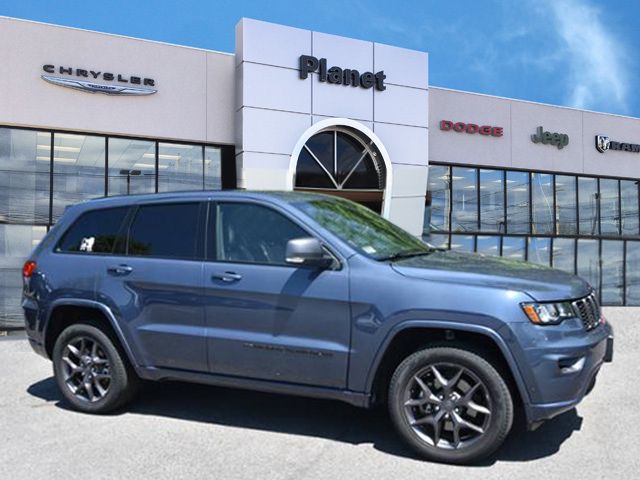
[364,320,532,406]
[44,298,140,368]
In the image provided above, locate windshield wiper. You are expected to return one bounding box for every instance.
[378,250,435,262]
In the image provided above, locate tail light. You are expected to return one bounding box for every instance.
[22,260,37,278]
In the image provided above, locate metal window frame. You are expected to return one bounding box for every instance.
[48,132,54,226]
[428,161,640,305]
[0,123,235,226]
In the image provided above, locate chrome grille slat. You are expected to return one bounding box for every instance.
[572,292,601,331]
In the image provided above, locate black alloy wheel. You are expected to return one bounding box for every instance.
[53,322,138,413]
[388,347,513,464]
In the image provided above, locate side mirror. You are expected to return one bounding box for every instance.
[286,237,333,268]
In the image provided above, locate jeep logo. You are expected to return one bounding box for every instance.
[531,126,569,150]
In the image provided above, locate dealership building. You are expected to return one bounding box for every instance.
[1,16,640,326]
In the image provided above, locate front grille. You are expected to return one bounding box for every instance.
[572,293,601,331]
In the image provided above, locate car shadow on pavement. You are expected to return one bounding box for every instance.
[27,377,582,465]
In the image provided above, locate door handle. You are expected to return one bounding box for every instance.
[211,271,242,283]
[107,264,133,276]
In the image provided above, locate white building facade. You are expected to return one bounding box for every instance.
[1,16,639,325]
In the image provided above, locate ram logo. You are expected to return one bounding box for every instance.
[595,135,611,153]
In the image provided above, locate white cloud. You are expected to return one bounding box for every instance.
[545,0,629,112]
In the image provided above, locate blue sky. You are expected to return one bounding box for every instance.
[3,0,639,118]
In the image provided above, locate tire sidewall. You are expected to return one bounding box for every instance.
[52,323,132,414]
[389,347,513,464]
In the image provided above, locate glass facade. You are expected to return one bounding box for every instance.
[0,126,227,326]
[426,165,450,232]
[425,163,640,305]
[451,167,477,232]
[479,169,504,233]
[506,171,529,234]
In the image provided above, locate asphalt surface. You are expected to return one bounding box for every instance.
[1,307,638,480]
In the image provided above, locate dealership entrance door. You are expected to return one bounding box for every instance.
[293,126,387,213]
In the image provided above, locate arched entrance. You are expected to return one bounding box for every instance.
[288,119,392,216]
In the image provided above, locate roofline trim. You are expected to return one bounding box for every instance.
[0,15,234,57]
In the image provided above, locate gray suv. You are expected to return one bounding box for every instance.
[22,191,613,464]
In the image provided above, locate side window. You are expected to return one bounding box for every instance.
[128,203,202,259]
[56,207,129,254]
[216,203,308,265]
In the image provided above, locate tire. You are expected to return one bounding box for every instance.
[52,321,139,413]
[388,346,513,464]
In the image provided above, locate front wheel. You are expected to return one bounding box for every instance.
[52,322,138,413]
[388,347,513,464]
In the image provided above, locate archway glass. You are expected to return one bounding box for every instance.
[293,126,387,213]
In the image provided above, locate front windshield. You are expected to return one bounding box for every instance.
[292,197,434,260]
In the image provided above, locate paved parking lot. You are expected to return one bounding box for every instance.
[1,307,638,479]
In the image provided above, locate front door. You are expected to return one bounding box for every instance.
[203,201,351,388]
[97,201,208,372]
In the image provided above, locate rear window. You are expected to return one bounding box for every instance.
[127,203,201,259]
[56,207,129,254]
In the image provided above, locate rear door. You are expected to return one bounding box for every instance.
[203,200,351,388]
[97,201,208,372]
[44,206,131,319]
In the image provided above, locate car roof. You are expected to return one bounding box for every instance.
[69,190,338,211]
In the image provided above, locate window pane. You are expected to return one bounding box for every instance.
[158,143,203,192]
[0,225,46,325]
[218,203,307,265]
[601,240,623,305]
[336,132,364,183]
[450,234,474,252]
[502,236,525,260]
[0,128,50,224]
[427,233,449,249]
[552,238,575,273]
[578,177,598,235]
[295,147,335,189]
[528,237,551,266]
[56,207,129,254]
[577,239,600,291]
[451,167,477,232]
[620,180,639,236]
[128,203,201,259]
[626,242,640,305]
[599,179,620,235]
[108,138,156,195]
[205,146,222,190]
[425,165,450,234]
[306,131,334,175]
[479,169,504,232]
[476,235,500,256]
[531,173,553,234]
[52,133,105,222]
[555,175,577,235]
[339,139,384,190]
[506,171,529,234]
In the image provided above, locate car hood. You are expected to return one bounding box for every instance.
[391,250,591,302]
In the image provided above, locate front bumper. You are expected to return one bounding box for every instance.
[507,319,613,427]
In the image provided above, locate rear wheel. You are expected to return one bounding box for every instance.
[52,322,138,413]
[388,347,513,464]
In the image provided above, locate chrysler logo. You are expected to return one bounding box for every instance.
[595,135,610,153]
[41,64,157,96]
[41,75,157,95]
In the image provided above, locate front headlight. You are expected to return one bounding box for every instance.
[521,301,575,325]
